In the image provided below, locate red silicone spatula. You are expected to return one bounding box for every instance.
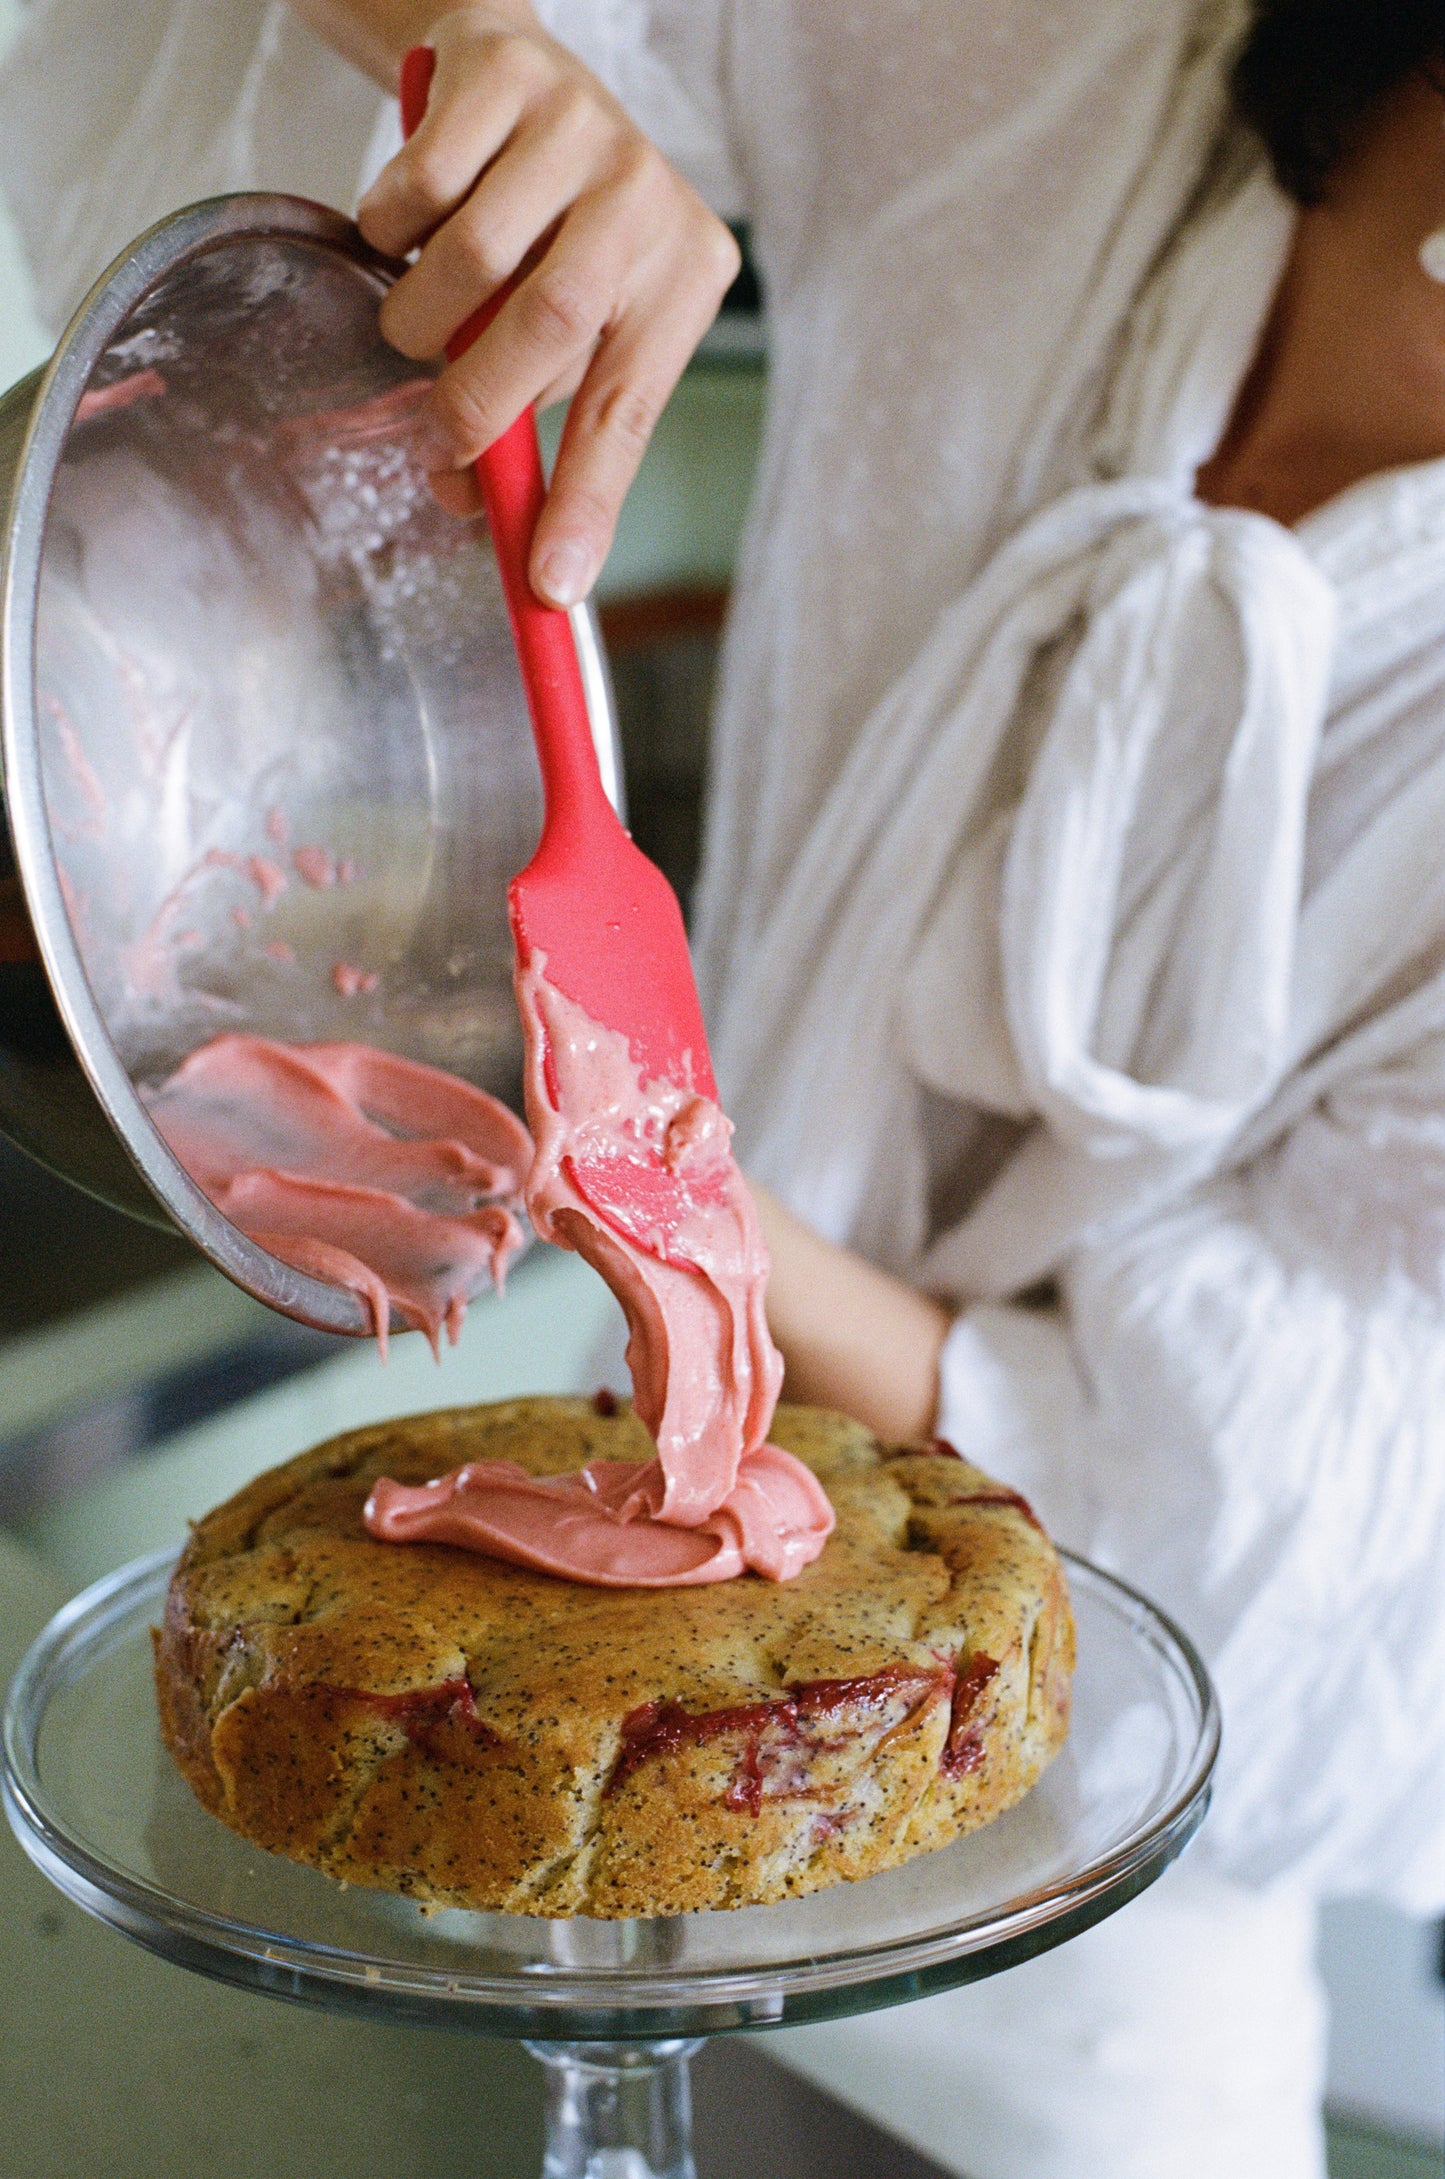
[400,47,717,1106]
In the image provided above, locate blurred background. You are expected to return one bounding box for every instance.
[0,2,1439,2172]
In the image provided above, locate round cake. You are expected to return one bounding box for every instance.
[155,1397,1074,1917]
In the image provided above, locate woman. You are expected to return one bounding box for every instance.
[3,2,1443,2172]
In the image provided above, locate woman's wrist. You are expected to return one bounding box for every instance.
[751,1181,953,1445]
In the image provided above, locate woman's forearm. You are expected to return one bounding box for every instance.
[287,0,538,88]
[751,1183,952,1445]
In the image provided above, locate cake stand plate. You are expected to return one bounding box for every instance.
[4,1549,1217,2179]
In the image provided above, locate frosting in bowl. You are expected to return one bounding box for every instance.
[144,1033,529,1354]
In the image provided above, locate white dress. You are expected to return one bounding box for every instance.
[3,5,1442,2172]
[544,0,1445,1924]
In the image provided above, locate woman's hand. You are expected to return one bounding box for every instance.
[751,1182,953,1445]
[345,2,739,605]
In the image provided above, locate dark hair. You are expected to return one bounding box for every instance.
[1232,0,1445,204]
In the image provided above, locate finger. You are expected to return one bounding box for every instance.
[357,28,542,258]
[535,352,592,412]
[378,87,610,360]
[425,466,485,518]
[407,196,636,472]
[412,147,730,470]
[423,355,587,532]
[529,265,732,605]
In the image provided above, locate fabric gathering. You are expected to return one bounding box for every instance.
[1,2,1443,2177]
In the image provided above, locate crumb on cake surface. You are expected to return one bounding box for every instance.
[155,1399,1074,1917]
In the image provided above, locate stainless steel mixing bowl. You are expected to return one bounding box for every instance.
[0,195,620,1336]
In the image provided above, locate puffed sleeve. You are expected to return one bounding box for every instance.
[936,1024,1445,1912]
[0,0,389,332]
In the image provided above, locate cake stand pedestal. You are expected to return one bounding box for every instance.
[526,2037,700,2179]
[4,1551,1217,2179]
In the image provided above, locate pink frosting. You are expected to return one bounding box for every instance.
[144,1035,530,1355]
[364,958,835,1585]
[331,961,379,996]
[365,1444,831,1586]
[293,844,338,889]
[74,368,166,422]
[117,847,288,1008]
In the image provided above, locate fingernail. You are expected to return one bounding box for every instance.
[536,539,594,607]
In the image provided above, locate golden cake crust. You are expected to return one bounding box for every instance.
[154,1398,1074,1917]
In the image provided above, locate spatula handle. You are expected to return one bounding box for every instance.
[400,46,611,838]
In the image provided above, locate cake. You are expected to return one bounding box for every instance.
[155,1397,1074,1917]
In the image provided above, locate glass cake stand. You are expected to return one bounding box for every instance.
[4,1549,1217,2179]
